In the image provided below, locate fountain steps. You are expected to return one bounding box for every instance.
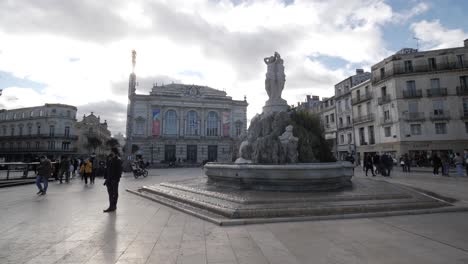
[128,178,468,225]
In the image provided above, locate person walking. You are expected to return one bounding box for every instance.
[59,156,71,184]
[373,154,381,175]
[90,156,97,184]
[364,154,375,176]
[432,154,442,176]
[403,154,411,173]
[383,154,393,177]
[103,148,123,213]
[454,152,464,177]
[83,158,93,184]
[36,156,52,195]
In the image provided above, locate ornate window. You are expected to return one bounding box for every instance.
[164,110,177,135]
[235,121,243,137]
[186,111,199,136]
[207,111,218,136]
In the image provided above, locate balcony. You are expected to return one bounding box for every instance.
[402,112,425,121]
[0,147,78,153]
[378,95,392,105]
[353,114,374,124]
[372,61,468,84]
[430,111,451,121]
[351,92,373,105]
[457,86,468,96]
[0,133,78,140]
[337,122,352,129]
[402,89,422,99]
[380,117,393,125]
[426,88,448,97]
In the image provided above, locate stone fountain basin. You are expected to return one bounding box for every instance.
[204,161,354,191]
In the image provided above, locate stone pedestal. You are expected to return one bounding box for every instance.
[262,99,288,114]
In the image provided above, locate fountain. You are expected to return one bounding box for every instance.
[128,52,463,225]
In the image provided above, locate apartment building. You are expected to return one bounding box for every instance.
[335,69,371,160]
[353,39,468,161]
[0,104,78,161]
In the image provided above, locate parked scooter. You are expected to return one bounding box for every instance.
[131,162,148,178]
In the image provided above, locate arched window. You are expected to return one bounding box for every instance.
[186,111,199,136]
[235,121,243,137]
[207,111,218,136]
[164,110,177,135]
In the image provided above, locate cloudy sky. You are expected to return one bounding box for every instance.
[0,0,467,135]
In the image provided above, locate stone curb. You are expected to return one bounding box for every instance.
[127,188,468,226]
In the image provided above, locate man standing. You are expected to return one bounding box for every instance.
[36,156,52,195]
[59,156,71,183]
[104,148,122,212]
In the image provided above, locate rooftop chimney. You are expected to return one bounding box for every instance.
[356,69,364,75]
[465,39,468,47]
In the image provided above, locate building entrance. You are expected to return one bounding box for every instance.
[208,145,218,162]
[164,145,176,162]
[186,145,197,163]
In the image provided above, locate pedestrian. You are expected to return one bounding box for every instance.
[82,158,93,184]
[383,154,393,177]
[364,154,375,176]
[432,154,442,175]
[90,156,97,184]
[373,154,380,175]
[454,152,464,176]
[400,156,406,172]
[103,148,123,213]
[404,154,411,173]
[79,159,85,181]
[59,156,71,184]
[36,156,52,195]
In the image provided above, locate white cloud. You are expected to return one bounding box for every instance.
[411,19,468,50]
[0,0,438,135]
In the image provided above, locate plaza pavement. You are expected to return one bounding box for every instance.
[1,168,468,264]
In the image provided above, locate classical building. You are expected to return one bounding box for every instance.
[0,104,78,161]
[125,51,248,164]
[352,39,468,161]
[334,69,371,160]
[75,112,112,157]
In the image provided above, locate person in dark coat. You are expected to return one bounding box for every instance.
[372,154,380,175]
[36,156,52,195]
[103,148,123,212]
[432,154,442,175]
[364,154,375,176]
[59,156,71,183]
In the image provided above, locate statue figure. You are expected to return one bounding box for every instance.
[264,52,286,102]
[235,133,253,164]
[278,125,298,163]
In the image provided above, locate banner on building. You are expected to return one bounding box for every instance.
[152,109,161,136]
[222,112,230,137]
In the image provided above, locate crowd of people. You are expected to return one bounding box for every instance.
[362,153,395,177]
[34,148,123,213]
[360,150,468,177]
